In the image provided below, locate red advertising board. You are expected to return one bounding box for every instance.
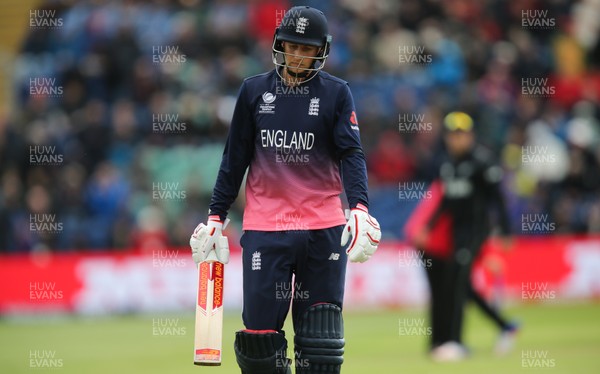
[1,236,599,315]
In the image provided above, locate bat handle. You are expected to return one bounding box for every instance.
[205,252,218,263]
[205,236,228,264]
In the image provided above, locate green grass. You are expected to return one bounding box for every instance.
[1,303,599,373]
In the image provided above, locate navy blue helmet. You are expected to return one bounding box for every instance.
[272,6,332,82]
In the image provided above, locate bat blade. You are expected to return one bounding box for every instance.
[193,261,224,366]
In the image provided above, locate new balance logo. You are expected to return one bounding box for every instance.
[296,17,308,34]
[328,253,340,261]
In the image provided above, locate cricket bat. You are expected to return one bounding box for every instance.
[193,232,228,366]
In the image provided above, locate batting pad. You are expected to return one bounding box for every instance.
[294,303,345,373]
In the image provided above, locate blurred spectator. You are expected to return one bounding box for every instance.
[2,0,599,251]
[368,130,415,185]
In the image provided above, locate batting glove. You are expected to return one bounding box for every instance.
[341,204,381,263]
[190,216,230,264]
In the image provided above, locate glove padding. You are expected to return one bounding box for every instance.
[341,204,381,263]
[190,216,230,264]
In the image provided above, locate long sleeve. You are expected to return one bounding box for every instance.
[483,164,511,235]
[209,82,255,221]
[341,152,369,208]
[334,84,368,209]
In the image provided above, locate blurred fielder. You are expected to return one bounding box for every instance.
[190,6,381,374]
[412,112,513,361]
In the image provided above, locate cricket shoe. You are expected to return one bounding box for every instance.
[494,322,520,356]
[430,341,469,362]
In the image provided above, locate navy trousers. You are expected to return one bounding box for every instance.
[240,226,347,332]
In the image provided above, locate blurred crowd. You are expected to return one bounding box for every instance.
[1,0,600,252]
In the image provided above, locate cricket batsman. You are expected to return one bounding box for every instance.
[189,6,381,373]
